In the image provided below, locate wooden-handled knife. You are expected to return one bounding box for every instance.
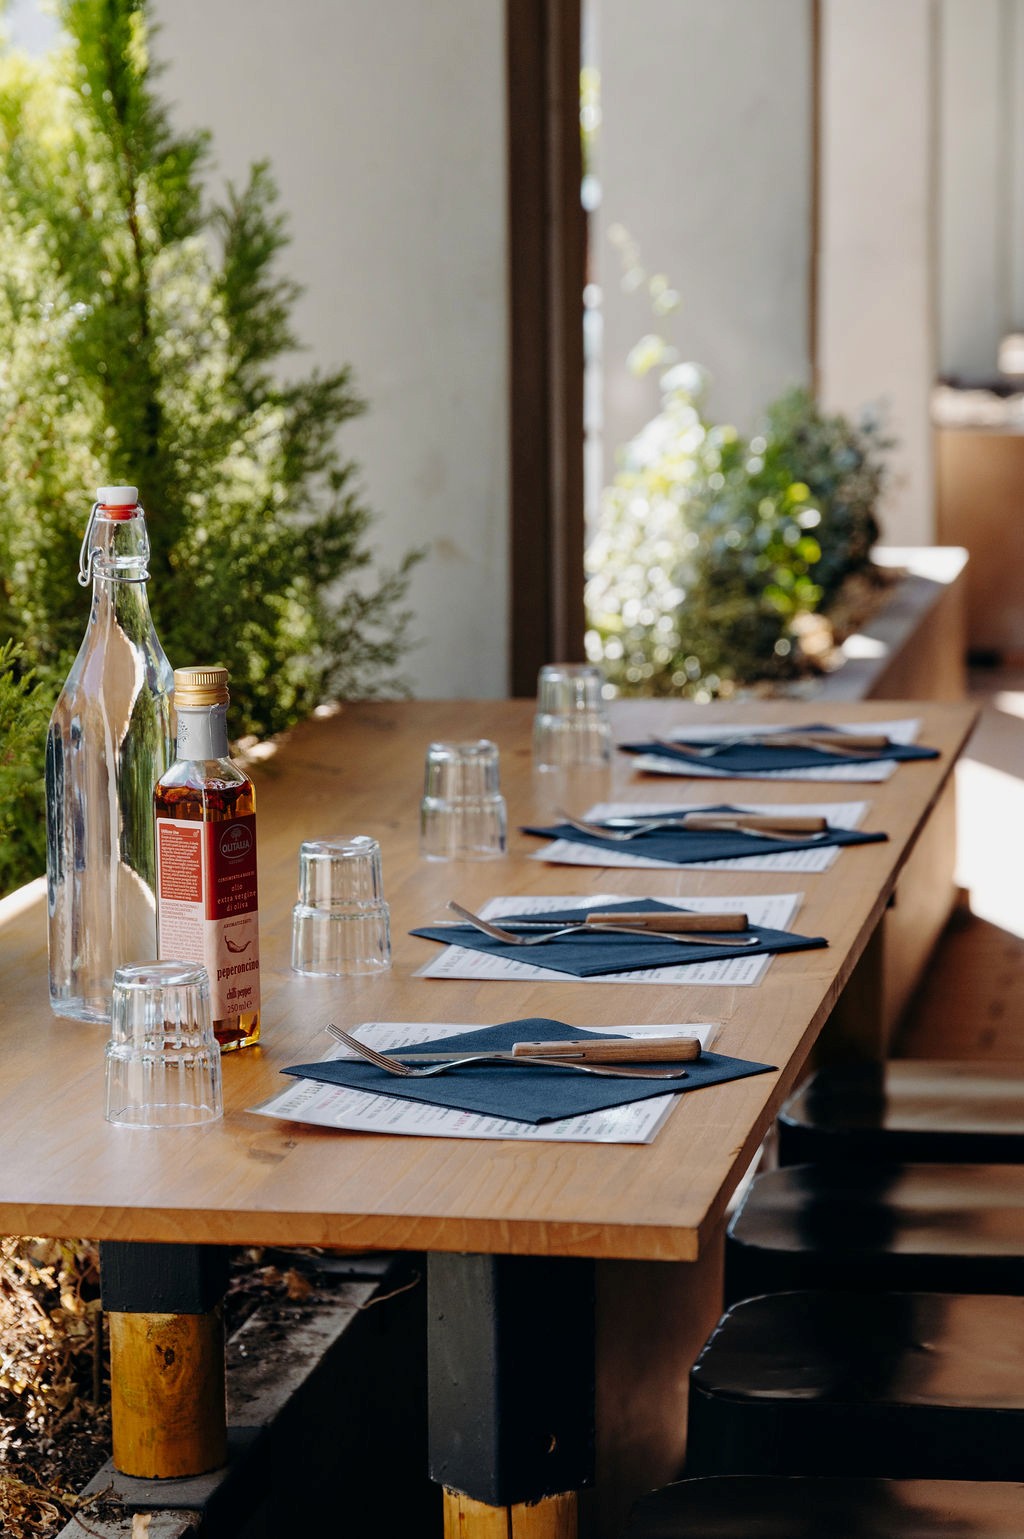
[584,910,748,932]
[512,1037,702,1062]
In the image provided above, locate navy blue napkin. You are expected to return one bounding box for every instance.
[282,1018,776,1125]
[522,804,888,865]
[411,898,826,978]
[618,725,938,775]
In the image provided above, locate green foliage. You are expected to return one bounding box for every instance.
[0,643,49,896]
[585,369,888,697]
[0,0,418,798]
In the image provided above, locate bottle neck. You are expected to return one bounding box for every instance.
[82,507,162,642]
[176,704,230,761]
[80,507,151,586]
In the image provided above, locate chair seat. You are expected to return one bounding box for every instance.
[623,1476,1024,1537]
[687,1291,1024,1480]
[725,1162,1024,1304]
[778,1061,1024,1166]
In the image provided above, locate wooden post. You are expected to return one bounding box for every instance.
[100,1241,229,1479]
[108,1309,226,1478]
[444,1489,577,1537]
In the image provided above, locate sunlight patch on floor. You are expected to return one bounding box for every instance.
[956,750,1024,939]
[993,691,1024,720]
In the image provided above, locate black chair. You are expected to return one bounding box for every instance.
[724,1162,1024,1305]
[685,1290,1024,1480]
[622,1475,1024,1537]
[778,1061,1024,1167]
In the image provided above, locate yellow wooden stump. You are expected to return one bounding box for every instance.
[109,1307,227,1478]
[444,1489,577,1538]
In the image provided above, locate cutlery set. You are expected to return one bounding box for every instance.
[652,730,893,760]
[326,1023,698,1081]
[552,807,829,844]
[441,899,757,947]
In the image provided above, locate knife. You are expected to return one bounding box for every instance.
[680,813,827,834]
[582,910,748,932]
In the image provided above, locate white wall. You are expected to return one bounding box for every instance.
[1011,0,1024,331]
[817,0,937,545]
[595,0,813,469]
[939,0,1006,375]
[150,0,509,698]
[939,0,1024,375]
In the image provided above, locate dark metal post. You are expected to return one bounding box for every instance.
[427,1252,595,1507]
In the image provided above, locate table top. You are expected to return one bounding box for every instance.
[0,698,975,1262]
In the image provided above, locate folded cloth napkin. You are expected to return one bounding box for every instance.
[282,1018,776,1125]
[411,898,827,978]
[521,805,888,865]
[618,726,938,775]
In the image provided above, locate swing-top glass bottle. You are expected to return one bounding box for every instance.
[45,486,175,1022]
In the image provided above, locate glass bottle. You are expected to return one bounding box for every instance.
[154,666,261,1051]
[45,486,175,1023]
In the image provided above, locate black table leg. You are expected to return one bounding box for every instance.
[428,1252,595,1535]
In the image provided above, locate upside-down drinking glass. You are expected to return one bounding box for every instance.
[104,960,222,1127]
[291,835,392,976]
[420,740,508,860]
[532,663,613,770]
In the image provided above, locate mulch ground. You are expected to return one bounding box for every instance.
[0,1244,341,1539]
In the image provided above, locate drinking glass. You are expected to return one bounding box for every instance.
[420,740,508,860]
[104,961,222,1127]
[533,663,613,770]
[291,835,392,975]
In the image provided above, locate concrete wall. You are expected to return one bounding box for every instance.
[939,0,1024,376]
[149,0,510,699]
[817,0,938,546]
[6,0,511,698]
[594,0,813,472]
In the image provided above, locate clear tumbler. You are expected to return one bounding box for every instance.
[291,835,392,976]
[420,740,508,860]
[104,960,222,1128]
[533,662,613,770]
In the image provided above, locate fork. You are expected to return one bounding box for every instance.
[444,900,758,947]
[326,1024,687,1080]
[553,808,826,845]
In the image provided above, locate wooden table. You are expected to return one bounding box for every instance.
[0,699,976,1535]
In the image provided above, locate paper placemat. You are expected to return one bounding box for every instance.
[280,1020,775,1125]
[625,718,928,782]
[250,1020,721,1143]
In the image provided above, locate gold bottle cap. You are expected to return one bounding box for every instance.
[174,665,229,708]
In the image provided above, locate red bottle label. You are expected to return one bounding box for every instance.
[157,813,260,1021]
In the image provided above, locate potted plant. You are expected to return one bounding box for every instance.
[585,365,892,699]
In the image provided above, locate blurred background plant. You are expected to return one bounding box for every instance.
[585,361,889,698]
[0,643,50,895]
[0,0,419,897]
